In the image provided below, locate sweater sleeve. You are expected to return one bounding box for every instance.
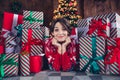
[69,39,77,64]
[45,39,59,64]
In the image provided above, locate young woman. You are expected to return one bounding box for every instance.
[45,18,76,71]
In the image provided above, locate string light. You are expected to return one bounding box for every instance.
[53,0,82,28]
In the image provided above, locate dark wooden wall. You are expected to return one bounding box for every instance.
[0,0,120,29]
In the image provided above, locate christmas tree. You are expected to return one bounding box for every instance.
[53,0,81,28]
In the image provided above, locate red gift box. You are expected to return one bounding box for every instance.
[2,12,23,37]
[0,35,5,54]
[30,56,42,73]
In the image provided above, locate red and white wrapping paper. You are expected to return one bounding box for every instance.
[3,53,19,77]
[22,27,45,56]
[79,36,106,74]
[2,12,23,37]
[5,35,16,54]
[110,28,120,38]
[20,54,30,76]
[77,12,120,38]
[105,38,120,74]
[23,10,43,28]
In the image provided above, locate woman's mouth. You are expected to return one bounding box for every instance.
[58,36,65,38]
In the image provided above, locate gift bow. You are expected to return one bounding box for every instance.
[24,11,43,24]
[21,29,44,55]
[87,19,107,37]
[80,37,104,73]
[15,24,22,37]
[80,54,104,73]
[0,54,18,79]
[105,38,120,74]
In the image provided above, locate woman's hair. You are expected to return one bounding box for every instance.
[49,18,72,36]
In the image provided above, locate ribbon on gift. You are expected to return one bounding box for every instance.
[24,11,43,24]
[80,37,104,74]
[15,24,22,37]
[21,29,44,55]
[0,35,5,54]
[104,38,120,74]
[0,54,18,79]
[87,19,108,38]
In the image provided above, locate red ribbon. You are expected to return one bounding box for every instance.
[0,35,5,54]
[21,29,44,55]
[105,38,120,74]
[87,19,107,37]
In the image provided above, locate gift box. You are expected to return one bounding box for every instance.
[21,27,45,56]
[2,12,23,37]
[110,26,120,38]
[30,56,43,73]
[23,10,43,28]
[87,19,109,37]
[0,54,18,79]
[105,38,120,74]
[77,12,120,37]
[79,36,106,74]
[77,18,109,37]
[77,19,89,37]
[20,54,30,76]
[5,35,21,54]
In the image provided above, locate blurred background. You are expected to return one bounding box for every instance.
[0,0,120,28]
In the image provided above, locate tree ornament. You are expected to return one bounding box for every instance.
[69,2,73,6]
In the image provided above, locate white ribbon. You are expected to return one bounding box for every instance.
[106,18,110,37]
[6,47,14,54]
[11,14,18,35]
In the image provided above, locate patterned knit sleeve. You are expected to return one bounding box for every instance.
[45,39,54,64]
[69,39,77,64]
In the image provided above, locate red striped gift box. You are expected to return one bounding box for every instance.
[105,38,120,74]
[5,35,16,54]
[79,36,106,74]
[23,10,43,28]
[93,12,120,27]
[20,54,30,76]
[77,18,90,37]
[2,12,23,37]
[22,27,44,56]
[3,53,19,77]
[110,27,120,38]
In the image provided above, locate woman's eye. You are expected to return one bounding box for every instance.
[54,29,59,32]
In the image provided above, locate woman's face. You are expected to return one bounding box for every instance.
[52,22,68,42]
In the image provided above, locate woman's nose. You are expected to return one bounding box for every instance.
[59,30,63,34]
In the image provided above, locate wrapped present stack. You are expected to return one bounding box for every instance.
[20,10,45,76]
[0,10,45,79]
[77,12,120,74]
[0,12,22,79]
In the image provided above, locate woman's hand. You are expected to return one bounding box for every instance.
[62,37,71,48]
[52,38,61,47]
[52,38,62,54]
